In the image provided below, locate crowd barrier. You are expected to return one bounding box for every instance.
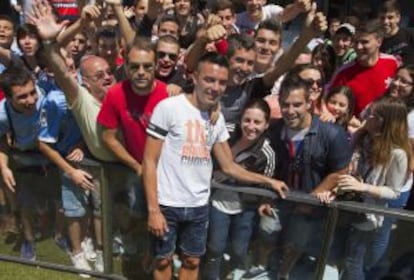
[0,157,413,279]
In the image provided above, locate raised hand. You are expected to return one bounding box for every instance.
[26,0,69,41]
[295,0,312,13]
[206,24,227,42]
[81,4,102,22]
[303,2,327,36]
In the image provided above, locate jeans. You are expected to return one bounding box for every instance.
[342,227,372,280]
[204,206,257,280]
[365,191,411,277]
[151,205,209,259]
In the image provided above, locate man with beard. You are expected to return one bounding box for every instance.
[186,2,327,131]
[329,19,399,116]
[97,37,168,216]
[263,73,351,278]
[378,0,414,65]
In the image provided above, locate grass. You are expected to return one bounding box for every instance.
[0,234,126,280]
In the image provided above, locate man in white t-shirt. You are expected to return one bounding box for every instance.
[236,0,311,34]
[143,53,288,280]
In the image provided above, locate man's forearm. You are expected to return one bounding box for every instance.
[222,162,273,187]
[312,170,347,193]
[142,160,160,212]
[38,141,75,175]
[103,137,141,173]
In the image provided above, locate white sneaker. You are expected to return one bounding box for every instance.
[226,268,247,280]
[71,251,92,278]
[94,250,104,272]
[81,237,97,261]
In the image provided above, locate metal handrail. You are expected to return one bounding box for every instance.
[211,180,414,222]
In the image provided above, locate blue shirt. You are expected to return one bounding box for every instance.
[38,89,82,156]
[0,89,45,151]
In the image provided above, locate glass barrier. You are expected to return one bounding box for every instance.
[1,159,414,280]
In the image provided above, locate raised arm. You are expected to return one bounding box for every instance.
[184,23,227,73]
[57,4,102,47]
[27,1,93,105]
[262,2,327,88]
[105,0,136,46]
[279,0,311,23]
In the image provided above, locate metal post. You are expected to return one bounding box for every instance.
[314,207,339,280]
[100,163,113,274]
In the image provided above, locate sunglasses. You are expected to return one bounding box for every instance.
[302,78,323,88]
[157,51,178,61]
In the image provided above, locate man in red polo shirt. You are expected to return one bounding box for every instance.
[329,19,399,116]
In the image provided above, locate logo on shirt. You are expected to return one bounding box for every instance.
[181,119,211,165]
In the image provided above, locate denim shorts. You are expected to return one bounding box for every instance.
[61,165,101,218]
[151,205,209,259]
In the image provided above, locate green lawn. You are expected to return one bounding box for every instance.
[0,235,126,280]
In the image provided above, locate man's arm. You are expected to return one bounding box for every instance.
[279,0,311,23]
[262,2,327,88]
[57,4,101,47]
[27,1,86,106]
[142,135,168,237]
[312,168,348,193]
[0,150,15,192]
[184,24,227,73]
[213,141,288,198]
[38,141,94,189]
[101,128,142,175]
[106,0,136,46]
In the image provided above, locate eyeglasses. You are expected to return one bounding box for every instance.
[302,78,323,88]
[84,70,113,81]
[393,76,413,87]
[128,63,154,72]
[157,51,178,61]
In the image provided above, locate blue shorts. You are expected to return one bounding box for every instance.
[151,205,209,259]
[61,166,101,218]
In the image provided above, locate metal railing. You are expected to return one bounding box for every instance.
[1,158,414,279]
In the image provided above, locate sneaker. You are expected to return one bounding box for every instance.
[113,235,124,255]
[226,268,246,280]
[242,265,269,279]
[54,236,71,253]
[81,237,97,261]
[20,240,36,261]
[71,251,92,278]
[94,250,104,272]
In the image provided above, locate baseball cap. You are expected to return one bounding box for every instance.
[335,23,356,36]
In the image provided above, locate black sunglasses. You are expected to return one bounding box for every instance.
[157,51,178,61]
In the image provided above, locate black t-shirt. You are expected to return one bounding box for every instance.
[221,77,270,132]
[380,28,414,66]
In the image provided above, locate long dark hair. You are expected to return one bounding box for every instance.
[325,86,355,128]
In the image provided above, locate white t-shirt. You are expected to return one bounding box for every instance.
[236,4,284,33]
[147,94,230,207]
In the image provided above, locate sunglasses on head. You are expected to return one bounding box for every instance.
[157,51,178,61]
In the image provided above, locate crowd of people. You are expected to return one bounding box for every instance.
[0,0,413,279]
